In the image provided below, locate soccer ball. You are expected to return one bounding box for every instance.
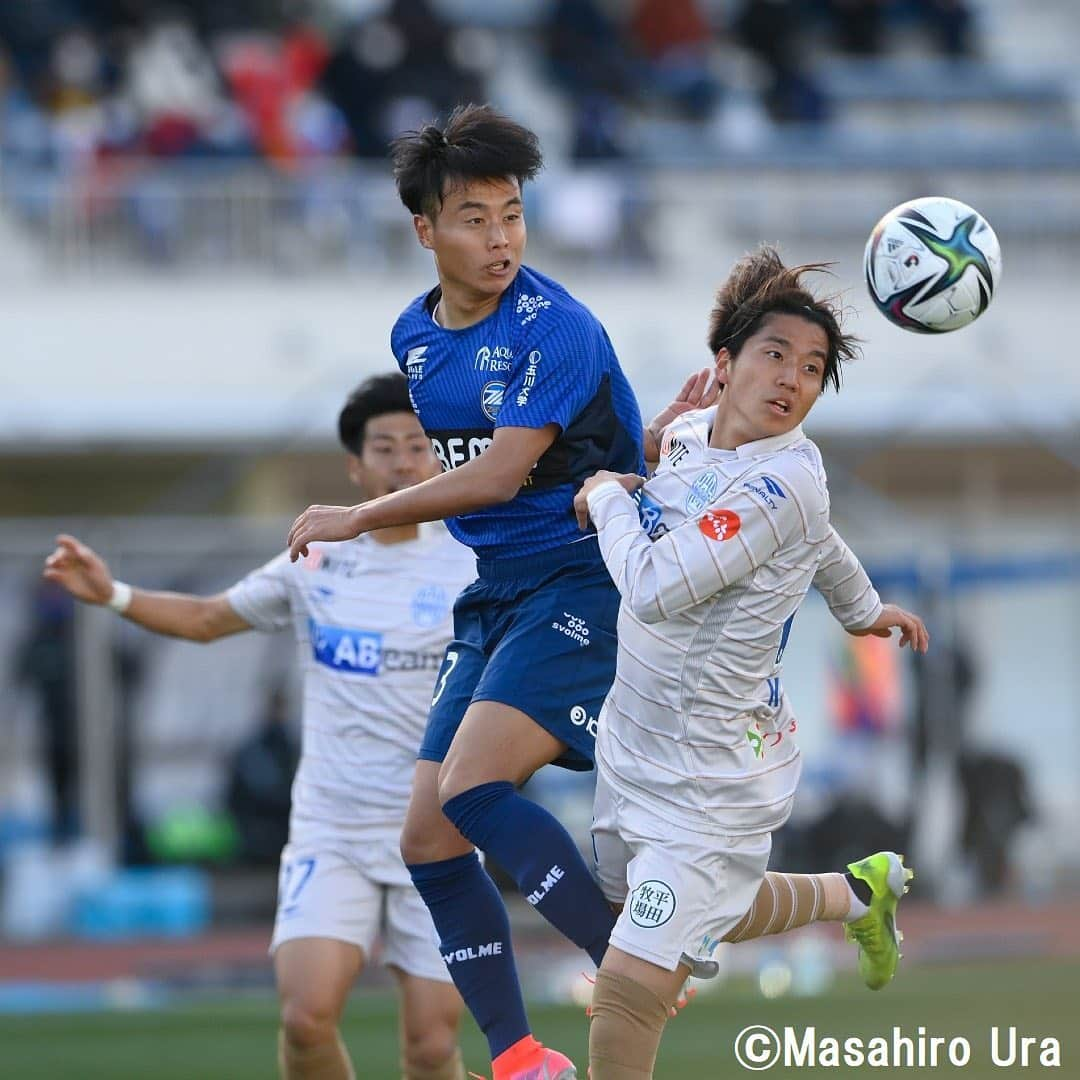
[864,196,1002,333]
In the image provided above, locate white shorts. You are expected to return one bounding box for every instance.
[592,774,772,972]
[270,836,450,984]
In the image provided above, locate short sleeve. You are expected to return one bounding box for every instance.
[227,552,294,632]
[495,312,608,432]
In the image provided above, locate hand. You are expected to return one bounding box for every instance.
[574,471,644,530]
[645,368,719,462]
[287,505,365,561]
[848,603,930,653]
[42,534,114,605]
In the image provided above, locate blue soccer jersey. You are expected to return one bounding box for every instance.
[391,265,644,559]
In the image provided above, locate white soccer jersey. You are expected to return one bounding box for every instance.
[586,407,881,837]
[228,524,476,849]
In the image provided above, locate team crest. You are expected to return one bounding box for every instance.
[685,469,720,514]
[481,381,505,422]
[411,585,450,628]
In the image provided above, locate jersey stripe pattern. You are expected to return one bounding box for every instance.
[586,407,881,836]
[227,525,476,850]
[391,264,644,559]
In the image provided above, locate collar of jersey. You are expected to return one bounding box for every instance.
[701,417,806,460]
[424,276,518,334]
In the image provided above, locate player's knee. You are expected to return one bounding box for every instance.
[401,1021,458,1074]
[401,816,454,865]
[400,819,425,865]
[279,997,338,1049]
[435,758,468,806]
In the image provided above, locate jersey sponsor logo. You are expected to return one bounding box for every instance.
[629,880,676,928]
[443,941,503,965]
[474,344,513,372]
[633,490,668,539]
[405,345,428,381]
[525,864,565,906]
[481,380,506,422]
[666,435,690,467]
[685,469,721,514]
[514,350,542,408]
[551,611,590,647]
[569,704,598,738]
[743,475,786,510]
[309,619,382,675]
[747,716,798,758]
[411,585,450,628]
[515,293,551,326]
[383,648,444,672]
[698,508,741,542]
[428,429,494,472]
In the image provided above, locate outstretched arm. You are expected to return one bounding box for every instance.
[287,423,559,560]
[814,527,928,652]
[43,534,250,643]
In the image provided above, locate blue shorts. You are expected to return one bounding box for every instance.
[420,536,620,771]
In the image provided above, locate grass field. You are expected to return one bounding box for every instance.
[2,959,1075,1078]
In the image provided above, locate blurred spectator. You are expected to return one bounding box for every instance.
[958,750,1033,894]
[820,0,974,58]
[912,639,1032,896]
[124,13,234,157]
[321,0,486,158]
[828,633,902,734]
[224,684,298,865]
[15,581,78,842]
[220,20,348,163]
[820,0,887,56]
[910,0,974,58]
[732,0,828,124]
[542,0,636,159]
[629,0,721,121]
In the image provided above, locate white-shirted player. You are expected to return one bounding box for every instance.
[42,373,477,1080]
[574,249,928,1080]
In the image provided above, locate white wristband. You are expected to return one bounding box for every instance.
[107,581,133,614]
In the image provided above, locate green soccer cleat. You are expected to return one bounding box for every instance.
[844,851,914,991]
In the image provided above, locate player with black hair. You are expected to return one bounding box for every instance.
[43,373,476,1080]
[285,104,723,1080]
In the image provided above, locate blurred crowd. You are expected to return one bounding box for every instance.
[0,0,977,172]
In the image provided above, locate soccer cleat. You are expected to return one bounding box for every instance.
[843,851,914,991]
[485,1036,577,1080]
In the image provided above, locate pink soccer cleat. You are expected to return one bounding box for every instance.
[484,1035,577,1080]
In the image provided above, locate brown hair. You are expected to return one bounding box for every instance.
[707,246,858,393]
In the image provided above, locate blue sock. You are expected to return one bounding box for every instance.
[443,781,615,967]
[407,852,529,1059]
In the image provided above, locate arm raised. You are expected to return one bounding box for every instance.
[43,534,250,643]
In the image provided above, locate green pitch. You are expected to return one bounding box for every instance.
[3,959,1074,1078]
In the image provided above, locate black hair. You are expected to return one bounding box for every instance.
[337,372,414,454]
[707,246,859,394]
[390,103,543,218]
